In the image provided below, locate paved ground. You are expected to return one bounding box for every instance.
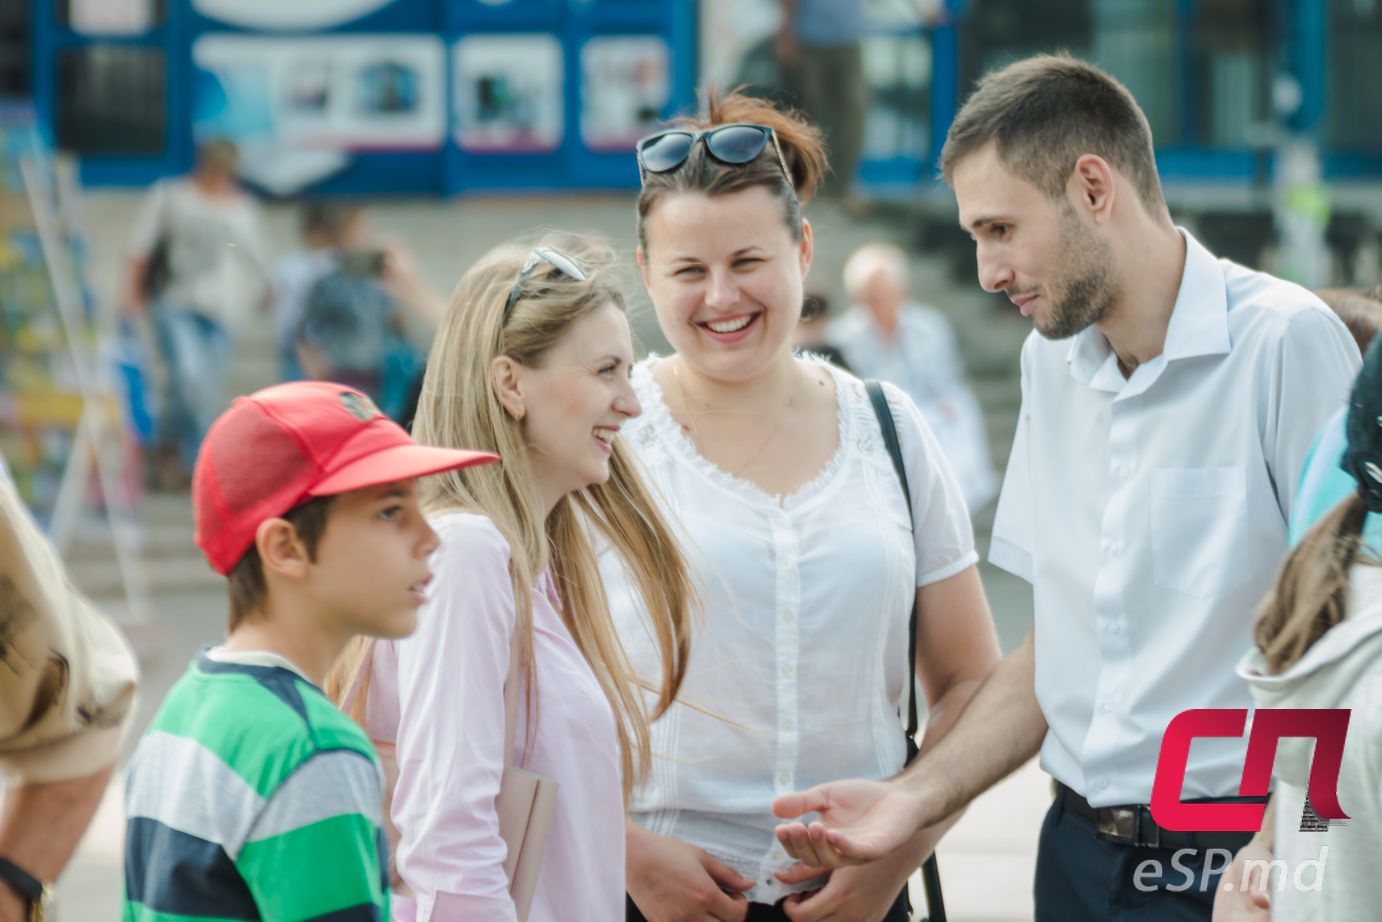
[56,190,1046,921]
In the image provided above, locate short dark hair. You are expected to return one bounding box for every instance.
[940,54,1166,215]
[300,201,363,246]
[226,496,334,631]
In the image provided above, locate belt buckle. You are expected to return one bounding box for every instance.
[1096,806,1138,844]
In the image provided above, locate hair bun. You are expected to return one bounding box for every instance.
[695,86,831,203]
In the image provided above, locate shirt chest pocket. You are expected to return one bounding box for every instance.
[1150,467,1252,598]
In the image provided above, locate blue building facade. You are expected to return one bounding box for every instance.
[18,0,1382,195]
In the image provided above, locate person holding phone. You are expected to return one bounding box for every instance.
[285,204,445,417]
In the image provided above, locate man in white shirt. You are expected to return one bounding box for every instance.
[831,242,998,509]
[772,53,1361,921]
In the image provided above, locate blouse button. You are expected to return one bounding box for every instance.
[781,664,795,678]
[778,771,792,786]
[780,609,795,624]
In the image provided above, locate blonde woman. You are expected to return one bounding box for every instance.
[328,240,695,921]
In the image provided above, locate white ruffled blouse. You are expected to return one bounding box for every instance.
[603,356,977,905]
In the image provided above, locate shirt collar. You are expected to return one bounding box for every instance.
[1161,228,1231,362]
[1066,227,1230,391]
[205,645,311,681]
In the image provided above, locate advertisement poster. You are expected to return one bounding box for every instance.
[453,35,563,153]
[193,0,397,31]
[192,35,445,193]
[68,0,154,35]
[580,37,670,151]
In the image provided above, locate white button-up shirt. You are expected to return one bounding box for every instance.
[606,358,976,904]
[990,229,1361,807]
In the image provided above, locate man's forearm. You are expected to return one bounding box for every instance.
[895,632,1045,820]
[0,765,113,883]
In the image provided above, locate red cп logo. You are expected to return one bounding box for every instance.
[1150,708,1351,833]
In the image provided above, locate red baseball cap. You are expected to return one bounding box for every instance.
[193,381,499,575]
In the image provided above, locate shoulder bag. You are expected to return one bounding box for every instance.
[865,379,947,922]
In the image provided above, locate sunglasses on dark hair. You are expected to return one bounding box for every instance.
[504,247,588,322]
[635,123,791,186]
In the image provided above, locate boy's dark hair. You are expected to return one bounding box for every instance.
[226,496,335,630]
[301,201,363,247]
[940,53,1166,217]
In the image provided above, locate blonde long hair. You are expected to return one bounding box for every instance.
[326,238,694,798]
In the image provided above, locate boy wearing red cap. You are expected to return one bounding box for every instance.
[121,382,497,922]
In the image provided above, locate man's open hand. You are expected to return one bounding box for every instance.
[772,779,934,869]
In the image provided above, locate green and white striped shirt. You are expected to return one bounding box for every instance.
[122,648,389,921]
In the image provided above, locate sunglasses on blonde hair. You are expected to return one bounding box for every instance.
[503,247,588,322]
[635,123,791,186]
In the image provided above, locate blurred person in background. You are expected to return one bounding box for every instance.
[1,469,139,922]
[289,204,445,420]
[831,242,998,509]
[269,201,367,382]
[123,138,270,490]
[775,0,866,205]
[791,292,850,371]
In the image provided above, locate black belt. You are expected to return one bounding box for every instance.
[1057,783,1261,852]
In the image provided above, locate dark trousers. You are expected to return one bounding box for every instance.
[1035,795,1244,921]
[627,887,910,921]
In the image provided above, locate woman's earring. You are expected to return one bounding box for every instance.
[508,405,526,421]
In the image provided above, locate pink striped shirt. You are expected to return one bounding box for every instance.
[364,512,624,921]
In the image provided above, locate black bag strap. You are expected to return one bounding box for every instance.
[865,380,918,747]
[865,379,947,922]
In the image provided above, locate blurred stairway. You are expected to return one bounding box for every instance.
[64,288,279,621]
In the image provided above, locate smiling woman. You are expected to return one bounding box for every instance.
[612,89,1003,922]
[324,237,698,922]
